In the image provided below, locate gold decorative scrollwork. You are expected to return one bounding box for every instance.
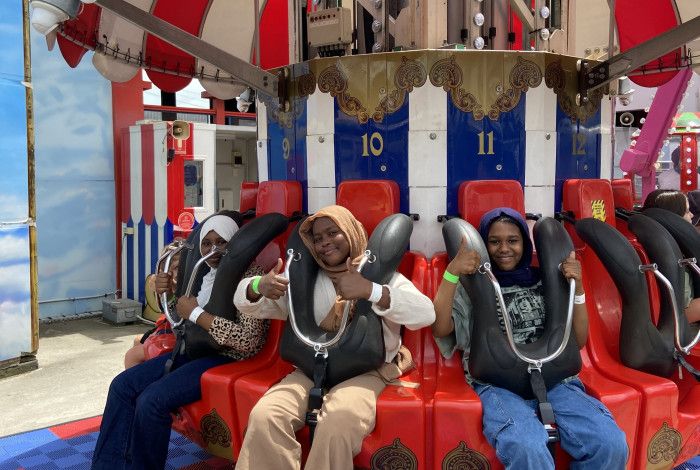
[544,59,603,123]
[258,91,304,129]
[370,438,418,470]
[647,422,682,467]
[544,60,565,91]
[373,56,427,122]
[297,71,317,98]
[429,56,485,120]
[317,64,370,124]
[488,56,543,120]
[442,441,491,470]
[200,409,231,448]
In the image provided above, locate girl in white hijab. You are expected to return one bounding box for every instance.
[92,214,267,470]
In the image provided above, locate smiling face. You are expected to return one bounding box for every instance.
[486,220,524,272]
[200,230,228,268]
[311,217,350,267]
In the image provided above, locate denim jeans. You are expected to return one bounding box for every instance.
[472,378,628,470]
[91,353,230,470]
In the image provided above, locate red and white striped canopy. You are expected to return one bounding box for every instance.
[615,0,700,87]
[54,0,294,99]
[47,0,700,96]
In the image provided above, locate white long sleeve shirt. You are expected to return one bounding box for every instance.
[234,271,435,362]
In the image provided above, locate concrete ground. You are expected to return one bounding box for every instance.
[0,317,147,437]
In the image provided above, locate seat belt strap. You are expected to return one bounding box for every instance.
[530,368,559,456]
[306,352,327,444]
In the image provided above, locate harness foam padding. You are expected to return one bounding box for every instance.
[444,217,582,398]
[280,213,412,388]
[628,213,700,354]
[643,207,700,298]
[175,211,289,359]
[576,217,675,377]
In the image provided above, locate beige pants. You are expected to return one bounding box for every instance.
[235,368,387,470]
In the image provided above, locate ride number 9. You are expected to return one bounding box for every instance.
[282,137,291,160]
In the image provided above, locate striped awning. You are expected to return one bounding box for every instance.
[53,0,294,99]
[615,0,700,87]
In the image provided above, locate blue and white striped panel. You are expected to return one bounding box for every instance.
[446,90,527,216]
[334,96,410,214]
[306,88,336,213]
[524,82,558,218]
[256,100,269,183]
[125,217,135,301]
[554,104,602,212]
[137,219,146,304]
[408,80,447,257]
[267,100,308,211]
[599,98,614,180]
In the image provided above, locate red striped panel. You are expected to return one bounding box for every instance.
[167,124,194,224]
[120,129,131,224]
[615,0,681,87]
[57,3,101,68]
[141,125,155,225]
[258,0,289,68]
[144,0,209,92]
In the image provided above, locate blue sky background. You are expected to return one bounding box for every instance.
[0,3,30,360]
[30,25,116,318]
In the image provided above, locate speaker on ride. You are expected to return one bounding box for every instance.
[170,120,190,141]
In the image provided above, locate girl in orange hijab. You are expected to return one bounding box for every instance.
[233,205,434,470]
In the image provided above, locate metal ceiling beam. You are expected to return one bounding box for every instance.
[95,0,281,100]
[509,0,534,31]
[579,14,700,99]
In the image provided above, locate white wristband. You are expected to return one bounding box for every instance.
[574,293,586,305]
[189,306,205,324]
[368,283,384,303]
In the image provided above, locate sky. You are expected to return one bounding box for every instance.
[0,2,30,360]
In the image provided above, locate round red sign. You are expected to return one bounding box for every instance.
[177,211,195,231]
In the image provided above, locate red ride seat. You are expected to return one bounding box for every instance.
[431,179,640,469]
[562,178,685,469]
[239,181,259,215]
[234,179,433,468]
[163,180,302,459]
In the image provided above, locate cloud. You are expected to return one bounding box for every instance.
[0,300,31,361]
[0,193,28,221]
[0,262,30,299]
[0,231,29,264]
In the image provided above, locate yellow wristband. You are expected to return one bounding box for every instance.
[443,270,459,284]
[251,276,262,295]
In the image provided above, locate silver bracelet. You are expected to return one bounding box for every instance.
[574,293,586,305]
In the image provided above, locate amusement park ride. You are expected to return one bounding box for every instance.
[26,0,700,468]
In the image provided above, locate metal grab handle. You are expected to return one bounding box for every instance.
[160,245,224,327]
[478,262,576,371]
[642,262,700,355]
[156,241,188,328]
[284,249,371,353]
[184,245,227,297]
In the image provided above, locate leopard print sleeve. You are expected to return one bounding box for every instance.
[208,265,269,360]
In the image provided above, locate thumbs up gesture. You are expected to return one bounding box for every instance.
[446,236,481,276]
[331,257,373,301]
[560,251,583,286]
[257,258,290,300]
